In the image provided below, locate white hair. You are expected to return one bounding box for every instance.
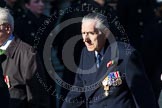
[82,13,109,35]
[0,7,14,31]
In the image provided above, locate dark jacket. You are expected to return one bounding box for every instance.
[62,42,158,108]
[0,55,9,108]
[2,37,50,108]
[5,3,25,21]
[117,0,162,100]
[0,0,6,7]
[14,10,49,52]
[15,10,56,108]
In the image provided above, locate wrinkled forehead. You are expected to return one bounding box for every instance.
[82,20,97,30]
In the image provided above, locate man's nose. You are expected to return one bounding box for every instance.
[84,35,90,42]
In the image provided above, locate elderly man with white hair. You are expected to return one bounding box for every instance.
[62,13,159,108]
[0,7,50,108]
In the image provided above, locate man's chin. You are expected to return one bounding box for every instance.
[86,48,95,52]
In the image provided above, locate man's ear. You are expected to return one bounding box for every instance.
[104,28,111,39]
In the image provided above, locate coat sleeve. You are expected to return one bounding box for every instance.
[61,49,86,108]
[125,50,159,108]
[24,47,50,108]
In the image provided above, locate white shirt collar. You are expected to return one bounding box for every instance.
[0,34,14,50]
[95,48,104,58]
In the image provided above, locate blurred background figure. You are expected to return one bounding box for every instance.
[14,0,56,108]
[0,0,6,7]
[5,0,25,20]
[49,0,63,14]
[116,0,162,106]
[14,0,53,55]
[14,0,47,48]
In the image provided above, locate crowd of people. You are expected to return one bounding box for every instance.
[0,0,162,108]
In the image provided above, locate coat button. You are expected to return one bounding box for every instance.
[158,20,162,24]
[139,21,143,26]
[137,9,142,13]
[140,35,144,38]
[28,21,32,24]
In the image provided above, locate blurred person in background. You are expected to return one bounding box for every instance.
[14,0,49,53]
[117,0,162,104]
[0,0,6,7]
[5,0,25,20]
[14,0,56,108]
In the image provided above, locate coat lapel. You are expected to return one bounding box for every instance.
[85,42,120,98]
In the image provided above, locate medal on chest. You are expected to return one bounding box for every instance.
[102,60,123,97]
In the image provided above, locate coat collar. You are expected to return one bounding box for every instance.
[5,37,20,58]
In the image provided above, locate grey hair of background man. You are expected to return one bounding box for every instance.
[82,13,110,36]
[0,7,14,31]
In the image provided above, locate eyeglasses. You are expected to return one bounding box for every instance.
[0,24,10,32]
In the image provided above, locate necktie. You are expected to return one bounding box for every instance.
[96,53,102,68]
